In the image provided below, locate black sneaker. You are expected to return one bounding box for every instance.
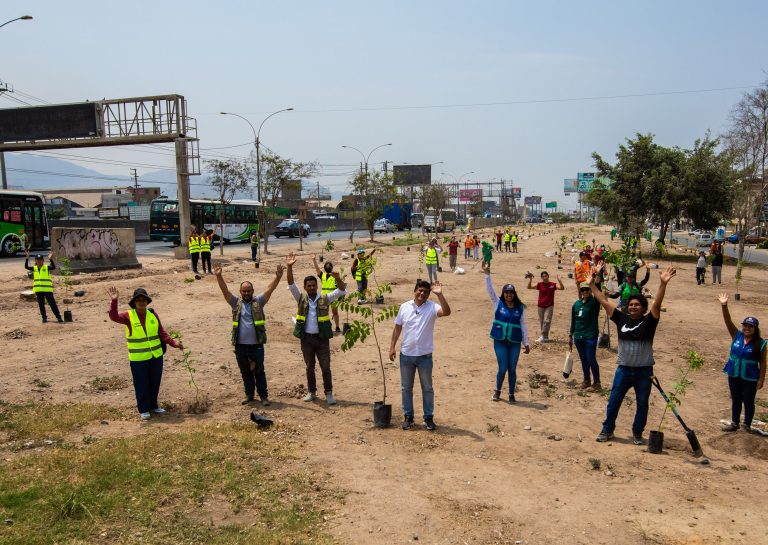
[508,394,517,404]
[424,417,437,431]
[260,397,271,407]
[596,431,614,442]
[632,433,644,445]
[491,390,501,402]
[241,396,255,405]
[335,326,341,333]
[402,416,414,430]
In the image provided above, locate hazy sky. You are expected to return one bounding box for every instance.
[2,1,767,207]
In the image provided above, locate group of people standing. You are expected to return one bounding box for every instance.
[696,241,724,285]
[188,229,214,275]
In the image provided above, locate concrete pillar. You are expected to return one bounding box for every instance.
[174,138,191,259]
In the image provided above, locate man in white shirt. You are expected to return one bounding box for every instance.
[286,253,346,405]
[389,280,451,430]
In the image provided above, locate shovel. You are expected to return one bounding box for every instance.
[651,376,705,458]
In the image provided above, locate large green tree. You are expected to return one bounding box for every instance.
[348,170,397,242]
[205,158,250,256]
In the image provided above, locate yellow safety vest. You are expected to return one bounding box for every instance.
[125,309,164,362]
[354,257,367,281]
[320,272,337,294]
[199,236,211,252]
[511,235,518,243]
[504,233,511,242]
[32,265,54,293]
[425,247,438,265]
[189,236,201,254]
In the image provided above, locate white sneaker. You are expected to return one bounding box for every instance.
[152,407,166,414]
[303,392,317,402]
[326,392,336,405]
[140,412,151,420]
[536,336,545,343]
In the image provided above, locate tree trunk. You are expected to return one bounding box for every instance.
[657,221,669,246]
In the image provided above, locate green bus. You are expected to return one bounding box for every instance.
[150,197,262,244]
[0,190,49,256]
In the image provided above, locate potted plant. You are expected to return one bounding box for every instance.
[649,350,704,454]
[334,266,399,428]
[59,256,74,322]
[169,331,209,413]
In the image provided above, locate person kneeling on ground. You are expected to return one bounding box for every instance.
[587,266,676,445]
[718,293,766,433]
[107,287,184,420]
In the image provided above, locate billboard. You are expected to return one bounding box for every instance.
[564,178,577,193]
[458,188,483,203]
[577,172,596,193]
[393,164,431,186]
[0,103,101,142]
[512,187,521,199]
[545,201,557,209]
[524,196,542,205]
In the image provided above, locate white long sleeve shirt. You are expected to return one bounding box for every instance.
[287,283,345,334]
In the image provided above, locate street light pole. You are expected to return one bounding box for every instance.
[341,143,392,241]
[0,15,33,189]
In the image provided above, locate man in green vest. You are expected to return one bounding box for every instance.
[511,231,519,253]
[24,249,63,323]
[214,261,284,406]
[503,230,512,252]
[287,253,346,404]
[352,247,377,304]
[313,254,342,332]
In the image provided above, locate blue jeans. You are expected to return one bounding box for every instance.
[493,340,521,393]
[129,356,164,413]
[574,336,600,384]
[400,353,434,419]
[602,365,653,435]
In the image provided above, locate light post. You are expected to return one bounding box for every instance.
[341,143,392,241]
[0,15,33,190]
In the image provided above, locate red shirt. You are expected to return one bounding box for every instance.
[108,300,179,349]
[448,241,459,255]
[495,232,502,242]
[536,282,557,308]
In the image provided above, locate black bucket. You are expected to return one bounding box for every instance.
[407,246,410,251]
[648,430,664,454]
[735,293,741,301]
[63,310,73,323]
[319,255,324,262]
[373,401,392,428]
[686,429,704,457]
[375,295,384,304]
[255,261,260,269]
[342,323,351,334]
[598,334,610,349]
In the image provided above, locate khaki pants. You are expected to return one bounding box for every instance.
[537,305,554,339]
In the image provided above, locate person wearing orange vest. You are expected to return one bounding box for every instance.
[108,286,184,420]
[574,251,592,292]
[25,249,63,323]
[464,235,473,259]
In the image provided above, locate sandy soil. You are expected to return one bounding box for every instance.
[1,225,767,545]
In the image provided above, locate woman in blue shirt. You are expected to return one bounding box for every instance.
[718,293,766,432]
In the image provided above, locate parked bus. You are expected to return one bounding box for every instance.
[150,198,261,244]
[0,190,49,256]
[423,209,457,232]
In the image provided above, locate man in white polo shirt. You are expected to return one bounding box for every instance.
[389,280,451,431]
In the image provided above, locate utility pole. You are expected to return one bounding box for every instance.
[130,168,139,189]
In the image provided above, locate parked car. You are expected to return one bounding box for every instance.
[545,218,554,224]
[695,233,713,246]
[726,228,767,245]
[274,219,310,238]
[373,218,395,233]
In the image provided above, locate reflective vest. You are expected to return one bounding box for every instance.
[511,235,518,243]
[425,247,438,265]
[465,238,473,248]
[574,260,591,283]
[293,293,333,340]
[354,257,368,281]
[504,233,511,242]
[199,236,211,252]
[231,297,267,346]
[188,236,201,254]
[125,309,164,362]
[489,300,524,344]
[32,264,54,293]
[723,332,766,382]
[320,272,337,294]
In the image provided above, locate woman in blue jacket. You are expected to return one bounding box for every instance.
[718,293,766,432]
[482,262,530,403]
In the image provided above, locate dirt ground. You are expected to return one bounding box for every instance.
[1,224,767,545]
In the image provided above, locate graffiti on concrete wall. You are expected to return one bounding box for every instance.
[57,229,122,260]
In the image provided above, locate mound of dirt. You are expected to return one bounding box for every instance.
[708,432,768,460]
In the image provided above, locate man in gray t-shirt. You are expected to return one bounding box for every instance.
[586,265,677,445]
[215,263,283,406]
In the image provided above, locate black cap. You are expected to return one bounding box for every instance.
[128,288,152,308]
[34,254,44,259]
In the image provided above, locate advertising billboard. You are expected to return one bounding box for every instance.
[524,196,542,205]
[512,187,522,199]
[0,103,101,142]
[564,178,578,193]
[577,172,596,193]
[458,188,483,203]
[393,164,431,186]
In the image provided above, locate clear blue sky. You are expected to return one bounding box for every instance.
[2,1,767,207]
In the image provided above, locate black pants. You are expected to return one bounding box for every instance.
[35,292,62,322]
[504,242,511,252]
[495,241,502,251]
[235,344,267,399]
[728,376,758,427]
[696,267,705,285]
[129,356,163,413]
[201,252,212,273]
[301,334,332,394]
[191,252,200,273]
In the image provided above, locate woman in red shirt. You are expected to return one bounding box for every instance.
[448,236,459,271]
[526,271,565,342]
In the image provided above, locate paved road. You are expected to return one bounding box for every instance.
[664,231,768,266]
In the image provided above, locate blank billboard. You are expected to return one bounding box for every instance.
[393,164,431,186]
[0,103,101,142]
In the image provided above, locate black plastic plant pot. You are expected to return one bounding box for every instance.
[567,273,573,279]
[407,246,410,251]
[319,255,324,262]
[735,293,741,301]
[648,430,664,454]
[343,323,351,334]
[375,295,384,304]
[437,266,443,273]
[63,310,73,323]
[373,401,392,428]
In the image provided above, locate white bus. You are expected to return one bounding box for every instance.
[423,209,457,232]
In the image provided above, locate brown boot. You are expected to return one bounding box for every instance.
[587,382,602,392]
[578,380,591,390]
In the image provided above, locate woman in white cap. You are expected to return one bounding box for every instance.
[482,261,529,403]
[108,287,184,420]
[718,293,766,432]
